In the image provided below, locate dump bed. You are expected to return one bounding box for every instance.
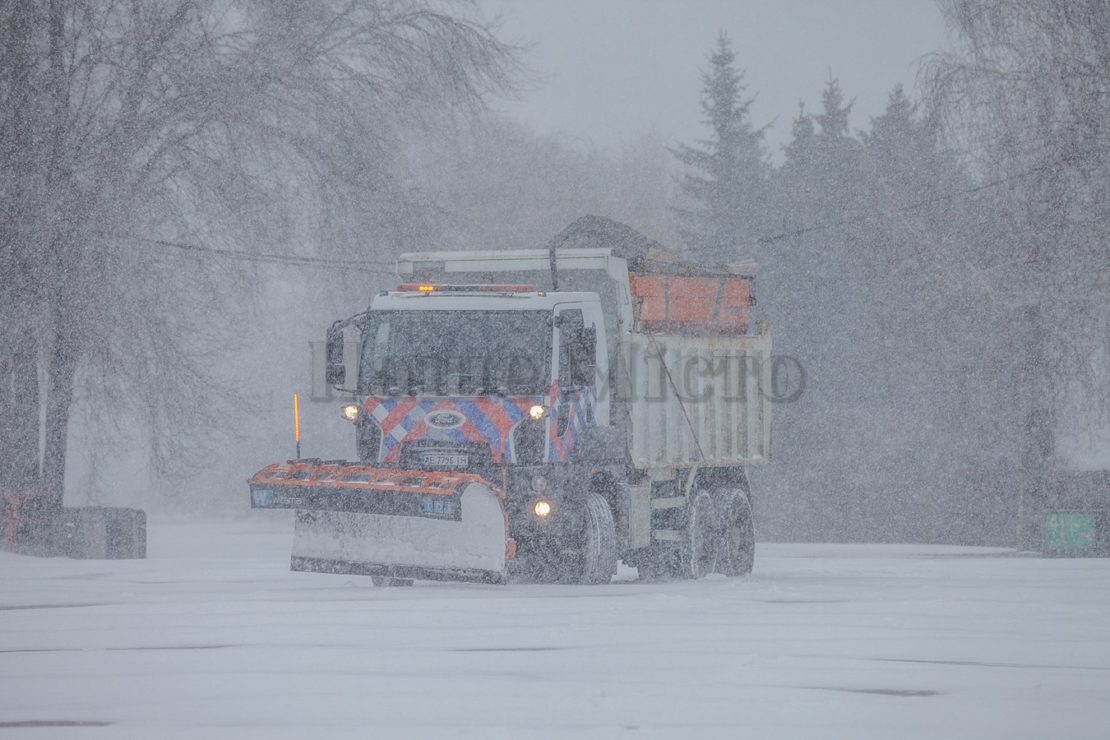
[622,326,771,469]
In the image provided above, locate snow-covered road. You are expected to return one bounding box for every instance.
[2,514,1109,739]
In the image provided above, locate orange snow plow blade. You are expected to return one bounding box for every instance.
[248,462,512,583]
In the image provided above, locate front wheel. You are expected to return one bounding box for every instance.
[570,493,618,585]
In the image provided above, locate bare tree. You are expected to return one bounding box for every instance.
[923,0,1110,542]
[0,0,515,505]
[924,0,1110,403]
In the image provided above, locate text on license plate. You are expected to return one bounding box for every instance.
[420,452,468,467]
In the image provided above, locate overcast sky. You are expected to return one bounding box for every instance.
[478,0,950,156]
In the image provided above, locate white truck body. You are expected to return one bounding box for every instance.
[397,247,773,473]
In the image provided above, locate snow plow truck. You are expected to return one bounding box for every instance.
[248,217,772,584]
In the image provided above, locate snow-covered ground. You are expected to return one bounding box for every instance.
[2,515,1109,739]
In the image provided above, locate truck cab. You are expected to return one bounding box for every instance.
[329,284,616,578]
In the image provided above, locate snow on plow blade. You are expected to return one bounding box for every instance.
[248,462,511,583]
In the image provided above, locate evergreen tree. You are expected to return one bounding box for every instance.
[812,75,865,207]
[763,78,1022,545]
[776,75,865,232]
[816,76,853,141]
[864,84,915,154]
[863,84,945,201]
[672,33,769,263]
[782,102,816,171]
[763,75,876,541]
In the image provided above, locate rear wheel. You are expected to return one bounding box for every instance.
[718,491,754,576]
[570,493,618,585]
[681,490,717,579]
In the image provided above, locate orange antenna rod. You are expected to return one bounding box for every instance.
[293,393,301,460]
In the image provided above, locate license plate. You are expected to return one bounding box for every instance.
[420,452,468,467]
[251,488,303,509]
[422,497,458,518]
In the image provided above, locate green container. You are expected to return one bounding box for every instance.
[1045,511,1097,552]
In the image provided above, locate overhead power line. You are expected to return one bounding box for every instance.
[112,234,396,274]
[116,164,1048,271]
[690,163,1049,257]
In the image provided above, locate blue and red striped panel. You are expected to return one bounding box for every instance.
[363,395,540,464]
[363,385,597,465]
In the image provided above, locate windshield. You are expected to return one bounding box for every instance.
[358,310,551,396]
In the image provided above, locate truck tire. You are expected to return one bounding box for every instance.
[682,490,717,579]
[573,493,618,585]
[718,491,754,577]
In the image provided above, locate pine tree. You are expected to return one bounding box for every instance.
[809,75,867,221]
[816,75,853,142]
[672,33,769,263]
[762,74,875,541]
[865,84,915,151]
[782,102,816,170]
[863,84,946,201]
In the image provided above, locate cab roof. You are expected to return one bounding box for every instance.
[371,288,599,312]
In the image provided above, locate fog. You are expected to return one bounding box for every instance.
[2,0,1107,549]
[3,2,1110,736]
[479,0,948,154]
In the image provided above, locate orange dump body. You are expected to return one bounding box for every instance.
[628,272,753,334]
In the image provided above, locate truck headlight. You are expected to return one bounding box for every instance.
[342,403,360,422]
[528,404,548,421]
[530,475,548,492]
[533,499,552,518]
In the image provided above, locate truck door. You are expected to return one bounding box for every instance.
[581,302,609,426]
[552,304,608,460]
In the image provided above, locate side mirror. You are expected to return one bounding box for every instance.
[325,323,345,386]
[581,326,597,358]
[577,326,597,386]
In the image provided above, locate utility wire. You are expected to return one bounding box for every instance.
[111,234,396,273]
[115,165,1047,271]
[689,163,1049,257]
